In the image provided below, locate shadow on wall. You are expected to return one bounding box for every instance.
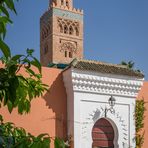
[43,72,67,140]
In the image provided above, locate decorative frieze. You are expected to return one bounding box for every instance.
[71,72,143,97]
[53,8,83,21]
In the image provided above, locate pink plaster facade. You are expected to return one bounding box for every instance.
[0,66,67,148]
[0,63,148,148]
[137,82,148,148]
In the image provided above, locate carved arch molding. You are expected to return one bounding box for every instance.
[57,17,79,36]
[60,41,77,53]
[41,20,51,40]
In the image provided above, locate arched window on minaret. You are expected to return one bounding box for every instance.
[46,28,49,36]
[69,26,74,35]
[53,0,57,5]
[69,51,72,58]
[64,25,68,34]
[50,0,57,6]
[59,24,63,33]
[65,51,67,57]
[75,27,79,36]
[44,30,47,38]
[42,32,44,40]
[42,29,45,40]
[61,0,64,5]
[44,44,48,54]
[44,26,49,38]
[66,0,69,7]
[48,25,51,33]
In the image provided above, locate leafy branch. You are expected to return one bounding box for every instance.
[135,99,146,148]
[0,0,48,114]
[0,0,68,147]
[0,115,51,148]
[0,47,48,114]
[120,61,142,73]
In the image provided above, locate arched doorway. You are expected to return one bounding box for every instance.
[92,118,115,148]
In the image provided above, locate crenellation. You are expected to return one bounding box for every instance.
[52,5,83,15]
[72,8,76,12]
[60,5,65,9]
[52,2,56,7]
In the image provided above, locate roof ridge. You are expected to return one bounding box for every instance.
[68,59,144,78]
[78,59,128,69]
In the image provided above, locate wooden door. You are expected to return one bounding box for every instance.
[92,118,114,148]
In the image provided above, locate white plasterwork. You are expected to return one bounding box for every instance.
[71,69,143,97]
[63,68,143,148]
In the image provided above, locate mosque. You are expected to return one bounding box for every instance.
[0,0,148,148]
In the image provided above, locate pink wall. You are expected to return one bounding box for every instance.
[137,82,148,148]
[1,63,148,148]
[0,66,67,148]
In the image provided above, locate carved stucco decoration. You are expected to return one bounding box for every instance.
[58,17,79,27]
[41,20,51,40]
[81,107,128,145]
[53,9,83,21]
[72,72,143,97]
[57,17,79,36]
[60,42,77,53]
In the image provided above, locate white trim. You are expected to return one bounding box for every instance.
[63,68,143,148]
[71,68,144,81]
[71,69,143,97]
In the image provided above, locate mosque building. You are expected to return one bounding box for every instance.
[0,0,148,148]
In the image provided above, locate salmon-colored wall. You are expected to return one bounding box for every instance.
[137,82,148,148]
[0,66,67,148]
[1,63,148,148]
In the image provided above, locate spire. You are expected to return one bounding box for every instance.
[49,0,73,8]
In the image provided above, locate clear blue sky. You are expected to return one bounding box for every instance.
[5,0,148,79]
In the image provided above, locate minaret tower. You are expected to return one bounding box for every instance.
[40,0,84,66]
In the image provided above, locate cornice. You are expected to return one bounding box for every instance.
[71,72,143,97]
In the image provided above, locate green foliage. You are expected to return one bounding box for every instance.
[0,0,17,41]
[121,61,145,147]
[135,99,146,148]
[54,137,68,148]
[0,0,48,114]
[120,61,142,73]
[135,99,145,133]
[0,0,68,147]
[121,61,135,69]
[0,115,51,148]
[136,132,145,148]
[0,48,48,114]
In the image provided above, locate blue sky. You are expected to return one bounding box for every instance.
[5,0,148,79]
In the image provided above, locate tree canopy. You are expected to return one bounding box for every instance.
[0,0,68,147]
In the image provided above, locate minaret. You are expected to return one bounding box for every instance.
[40,0,84,66]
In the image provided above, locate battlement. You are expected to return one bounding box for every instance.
[41,5,83,23]
[50,1,83,15]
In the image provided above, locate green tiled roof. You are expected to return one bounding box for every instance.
[69,59,144,78]
[48,63,69,69]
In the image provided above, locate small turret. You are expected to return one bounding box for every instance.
[49,0,73,8]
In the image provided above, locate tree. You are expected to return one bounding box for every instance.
[0,0,68,147]
[0,0,51,147]
[0,0,49,114]
[121,60,142,73]
[121,61,135,69]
